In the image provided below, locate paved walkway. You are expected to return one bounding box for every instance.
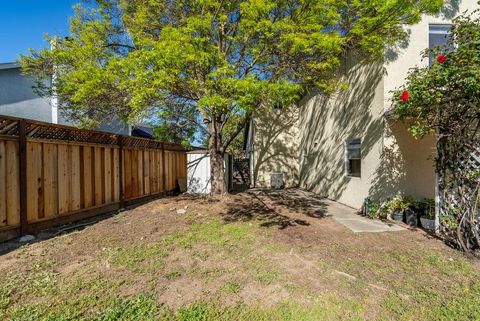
[320,198,404,233]
[254,189,405,233]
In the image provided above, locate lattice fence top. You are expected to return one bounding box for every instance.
[0,115,184,151]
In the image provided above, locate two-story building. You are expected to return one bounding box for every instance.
[247,1,477,212]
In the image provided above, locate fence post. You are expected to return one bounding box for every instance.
[18,119,28,235]
[118,135,125,209]
[162,143,166,193]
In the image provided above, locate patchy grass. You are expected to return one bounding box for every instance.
[0,193,479,320]
[107,244,170,273]
[220,280,242,294]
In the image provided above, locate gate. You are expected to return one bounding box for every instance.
[233,158,250,189]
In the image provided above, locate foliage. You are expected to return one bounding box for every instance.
[367,195,420,219]
[152,102,205,148]
[390,195,417,213]
[423,198,436,220]
[226,134,245,159]
[21,0,444,193]
[393,10,480,253]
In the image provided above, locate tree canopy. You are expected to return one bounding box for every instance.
[21,0,444,193]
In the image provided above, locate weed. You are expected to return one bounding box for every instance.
[165,270,182,280]
[220,281,242,294]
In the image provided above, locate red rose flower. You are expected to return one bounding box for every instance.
[400,90,409,102]
[437,54,446,63]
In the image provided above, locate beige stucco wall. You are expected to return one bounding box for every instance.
[297,59,385,208]
[251,0,476,208]
[251,106,299,188]
[384,0,478,110]
[377,121,436,201]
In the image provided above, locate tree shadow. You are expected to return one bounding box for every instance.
[222,189,329,229]
[252,106,300,188]
[441,0,461,20]
[297,57,384,205]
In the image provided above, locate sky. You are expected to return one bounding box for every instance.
[0,0,79,62]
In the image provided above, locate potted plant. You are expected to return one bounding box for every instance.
[420,198,436,230]
[390,195,407,222]
[403,196,419,227]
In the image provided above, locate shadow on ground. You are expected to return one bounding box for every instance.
[222,189,329,229]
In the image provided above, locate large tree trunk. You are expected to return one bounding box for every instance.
[209,121,226,195]
[210,148,226,195]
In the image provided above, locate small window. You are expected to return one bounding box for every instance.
[345,138,361,178]
[429,24,452,65]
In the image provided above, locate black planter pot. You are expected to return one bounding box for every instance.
[392,211,404,222]
[405,210,418,227]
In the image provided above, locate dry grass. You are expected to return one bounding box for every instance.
[0,191,479,320]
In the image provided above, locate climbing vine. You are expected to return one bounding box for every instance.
[393,10,480,253]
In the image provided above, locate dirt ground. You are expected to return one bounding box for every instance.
[0,190,479,320]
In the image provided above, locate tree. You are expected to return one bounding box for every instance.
[21,0,444,194]
[393,10,480,252]
[151,101,206,148]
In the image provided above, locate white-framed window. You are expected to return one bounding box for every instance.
[429,24,452,65]
[345,138,361,178]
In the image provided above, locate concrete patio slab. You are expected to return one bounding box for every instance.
[318,198,404,233]
[255,188,405,233]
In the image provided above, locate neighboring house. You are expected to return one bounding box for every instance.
[0,62,152,138]
[247,1,477,214]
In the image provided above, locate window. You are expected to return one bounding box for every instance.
[429,24,452,65]
[345,138,361,178]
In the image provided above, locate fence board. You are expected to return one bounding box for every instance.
[94,147,103,206]
[150,151,157,193]
[83,146,94,208]
[26,142,42,221]
[58,144,70,215]
[144,150,150,195]
[43,143,58,218]
[131,150,139,198]
[124,149,132,199]
[113,148,120,202]
[137,150,144,197]
[6,141,20,226]
[0,115,186,241]
[104,147,112,203]
[158,150,163,192]
[70,145,81,211]
[0,142,6,226]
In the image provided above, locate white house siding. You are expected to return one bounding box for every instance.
[0,64,131,136]
[0,66,53,122]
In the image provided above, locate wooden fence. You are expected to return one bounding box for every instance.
[0,115,186,241]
